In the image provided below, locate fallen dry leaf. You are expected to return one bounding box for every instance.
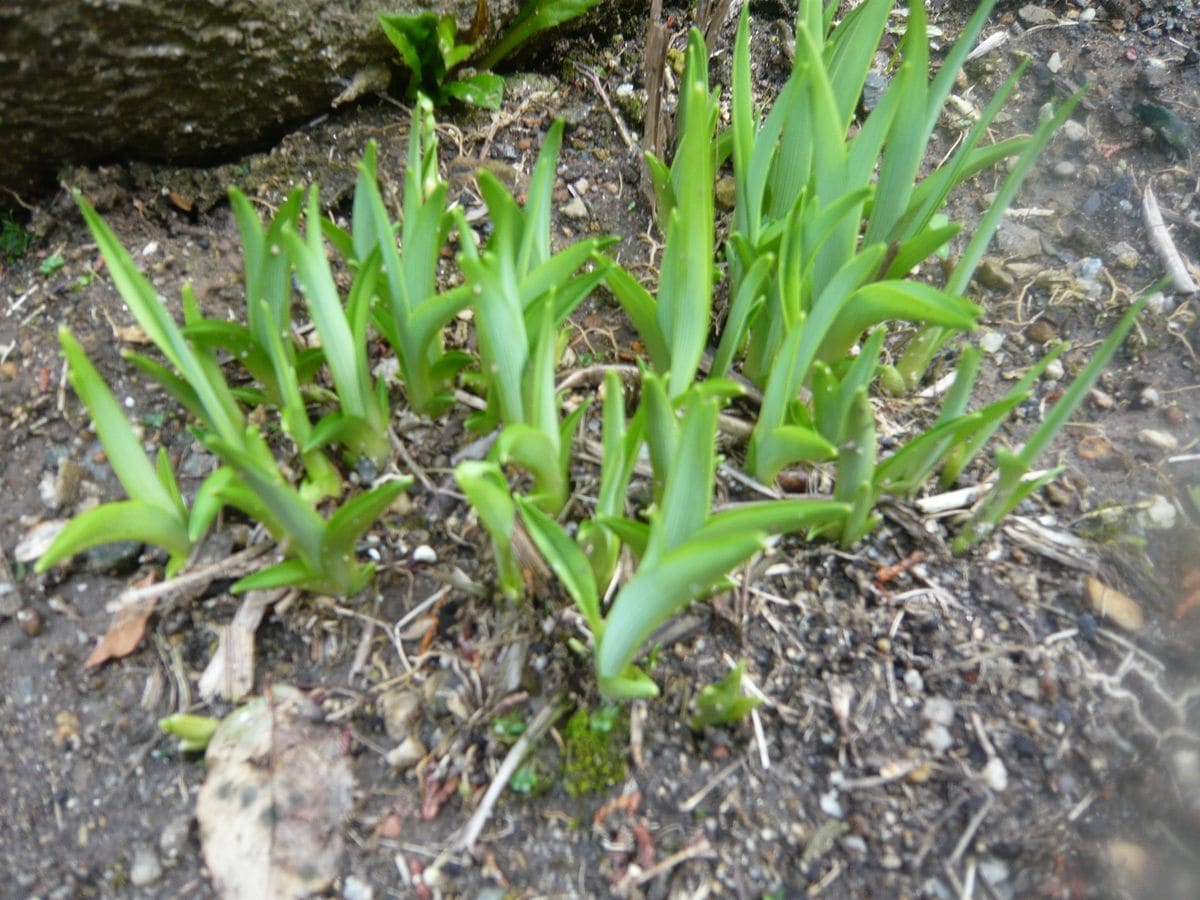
[197,685,353,899]
[1085,575,1145,632]
[84,593,157,668]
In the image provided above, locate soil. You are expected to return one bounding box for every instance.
[2,2,1200,898]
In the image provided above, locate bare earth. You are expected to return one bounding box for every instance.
[1,2,1199,897]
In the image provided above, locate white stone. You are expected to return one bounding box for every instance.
[924,724,953,753]
[982,756,1009,791]
[343,875,375,900]
[922,696,955,726]
[980,331,1005,354]
[818,790,844,819]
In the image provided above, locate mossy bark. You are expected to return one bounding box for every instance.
[0,0,535,198]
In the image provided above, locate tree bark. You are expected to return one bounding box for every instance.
[0,0,552,199]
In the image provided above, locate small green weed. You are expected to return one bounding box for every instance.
[689,662,762,731]
[1,213,30,261]
[38,254,64,276]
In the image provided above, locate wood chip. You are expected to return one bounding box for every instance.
[1085,575,1145,631]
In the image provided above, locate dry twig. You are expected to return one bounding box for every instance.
[1143,184,1198,294]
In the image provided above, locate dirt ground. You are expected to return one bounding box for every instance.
[2,1,1199,897]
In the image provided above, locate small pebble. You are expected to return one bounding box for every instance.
[561,196,588,220]
[1026,319,1058,344]
[1053,160,1077,178]
[1061,119,1087,143]
[412,544,437,564]
[979,331,1005,354]
[378,687,421,741]
[818,790,844,819]
[17,607,42,637]
[385,735,427,770]
[1137,429,1178,451]
[1044,358,1064,381]
[1139,387,1160,408]
[1145,292,1174,316]
[982,757,1009,792]
[922,697,956,726]
[129,844,163,887]
[343,875,375,900]
[1141,495,1176,530]
[979,858,1011,885]
[1108,241,1139,269]
[1090,388,1114,410]
[842,834,867,855]
[924,724,953,753]
[158,814,191,861]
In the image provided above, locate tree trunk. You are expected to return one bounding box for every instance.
[0,0,595,199]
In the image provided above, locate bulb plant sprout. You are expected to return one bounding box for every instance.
[518,379,848,700]
[59,193,411,598]
[283,189,394,470]
[42,0,1147,716]
[327,97,474,419]
[605,26,718,399]
[36,328,199,577]
[184,187,340,501]
[457,118,615,515]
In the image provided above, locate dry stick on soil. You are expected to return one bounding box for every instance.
[1143,184,1199,294]
[679,758,744,812]
[452,695,571,852]
[198,588,289,701]
[110,541,273,611]
[573,62,636,153]
[947,789,996,869]
[642,0,670,203]
[555,362,641,393]
[612,837,717,896]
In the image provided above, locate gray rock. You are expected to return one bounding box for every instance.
[83,540,143,574]
[1108,241,1139,269]
[1019,5,1058,26]
[995,220,1043,259]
